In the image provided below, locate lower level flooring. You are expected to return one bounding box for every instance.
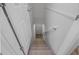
[28,34,53,55]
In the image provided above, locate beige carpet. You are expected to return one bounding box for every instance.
[28,35,53,55]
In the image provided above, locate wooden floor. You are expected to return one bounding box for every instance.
[28,34,79,55]
[28,34,53,55]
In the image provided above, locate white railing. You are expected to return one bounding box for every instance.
[45,25,59,34]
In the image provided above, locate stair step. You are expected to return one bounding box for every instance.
[28,36,53,55]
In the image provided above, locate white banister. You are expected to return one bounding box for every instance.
[45,8,79,34]
[45,25,59,34]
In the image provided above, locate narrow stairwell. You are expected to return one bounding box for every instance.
[28,34,53,55]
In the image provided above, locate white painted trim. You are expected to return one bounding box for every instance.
[42,24,45,40]
[33,24,36,40]
[45,7,76,21]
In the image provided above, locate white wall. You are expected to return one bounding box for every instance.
[31,3,45,34]
[32,3,45,24]
[57,19,79,54]
[0,30,1,54]
[1,3,32,55]
[0,17,1,54]
[45,3,79,54]
[0,7,22,55]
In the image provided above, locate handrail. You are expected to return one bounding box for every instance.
[45,25,57,34]
[45,7,79,33]
[0,3,25,55]
[45,15,79,33]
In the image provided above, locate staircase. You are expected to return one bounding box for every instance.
[28,34,53,55]
[71,47,79,55]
